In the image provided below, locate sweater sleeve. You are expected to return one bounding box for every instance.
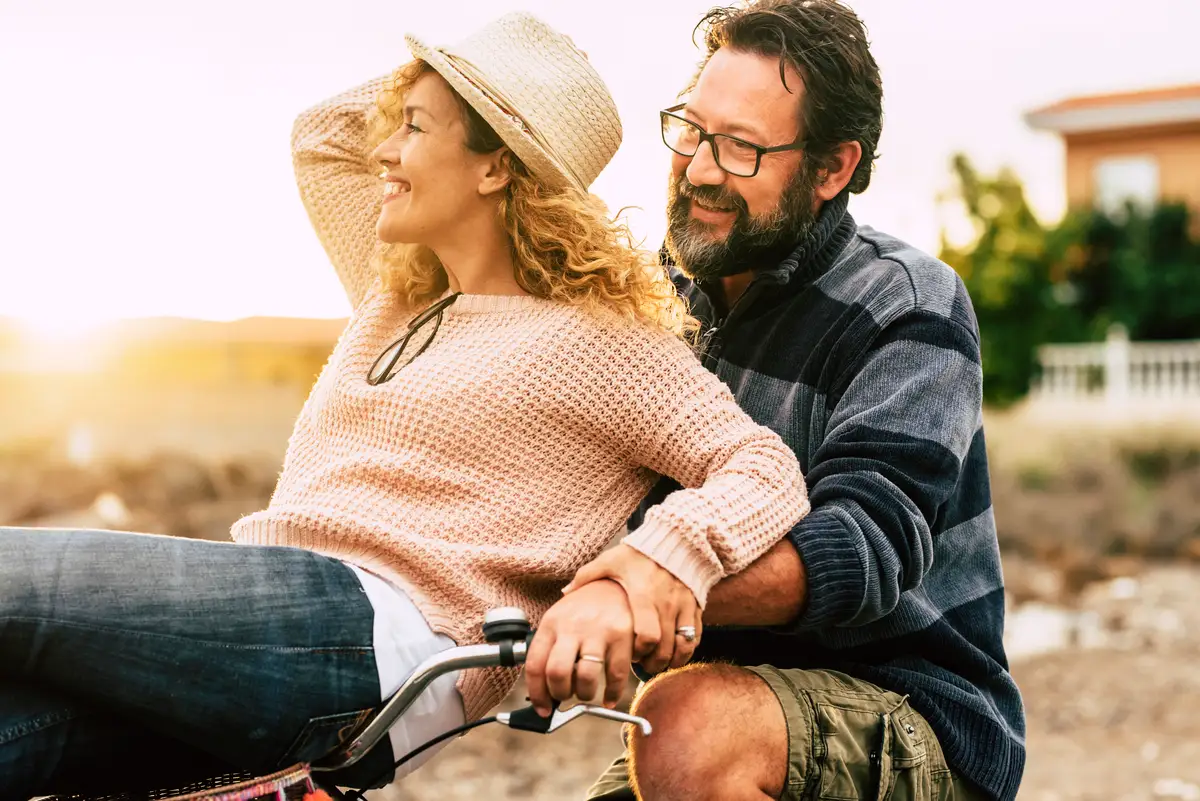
[592,329,809,607]
[788,310,984,630]
[291,75,391,310]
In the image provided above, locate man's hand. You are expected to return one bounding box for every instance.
[563,544,701,675]
[525,579,635,716]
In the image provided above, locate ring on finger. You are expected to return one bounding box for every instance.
[676,626,697,643]
[577,654,605,664]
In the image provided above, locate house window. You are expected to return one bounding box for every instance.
[1093,155,1159,215]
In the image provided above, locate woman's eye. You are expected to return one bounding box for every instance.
[400,121,422,136]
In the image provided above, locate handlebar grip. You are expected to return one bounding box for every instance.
[499,628,537,668]
[504,629,557,732]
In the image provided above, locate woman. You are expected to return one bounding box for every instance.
[0,13,808,797]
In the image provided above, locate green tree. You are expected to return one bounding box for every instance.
[939,155,1066,405]
[1065,203,1200,340]
[939,154,1200,406]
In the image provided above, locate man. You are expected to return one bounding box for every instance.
[530,1,1024,799]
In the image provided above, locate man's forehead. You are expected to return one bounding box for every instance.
[688,47,804,141]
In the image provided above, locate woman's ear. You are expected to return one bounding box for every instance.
[478,148,513,196]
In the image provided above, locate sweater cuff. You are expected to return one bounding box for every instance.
[789,506,867,629]
[622,521,721,608]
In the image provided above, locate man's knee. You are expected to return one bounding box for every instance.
[627,664,787,801]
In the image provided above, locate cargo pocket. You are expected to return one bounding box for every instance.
[814,701,930,801]
[277,707,375,768]
[877,707,931,801]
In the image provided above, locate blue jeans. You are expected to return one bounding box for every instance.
[0,527,395,799]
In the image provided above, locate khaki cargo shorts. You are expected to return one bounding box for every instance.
[586,666,989,801]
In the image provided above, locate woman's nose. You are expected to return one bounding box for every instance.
[371,138,398,169]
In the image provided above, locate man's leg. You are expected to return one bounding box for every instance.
[586,750,638,801]
[587,663,990,801]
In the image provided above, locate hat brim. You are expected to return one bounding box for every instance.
[404,34,581,193]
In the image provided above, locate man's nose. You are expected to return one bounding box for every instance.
[685,139,726,187]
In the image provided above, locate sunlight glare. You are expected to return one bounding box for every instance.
[15,313,112,344]
[10,314,113,373]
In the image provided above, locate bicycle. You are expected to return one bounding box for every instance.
[41,608,650,801]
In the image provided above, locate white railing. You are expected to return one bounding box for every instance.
[1034,325,1200,403]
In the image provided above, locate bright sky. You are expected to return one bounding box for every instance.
[2,0,1198,330]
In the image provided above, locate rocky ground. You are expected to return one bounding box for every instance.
[367,563,1200,801]
[1011,565,1200,801]
[3,446,1199,800]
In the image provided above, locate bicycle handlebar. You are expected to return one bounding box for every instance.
[313,610,650,772]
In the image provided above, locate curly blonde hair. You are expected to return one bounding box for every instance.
[365,60,697,339]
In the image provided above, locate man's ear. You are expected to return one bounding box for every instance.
[814,141,863,202]
[478,148,514,196]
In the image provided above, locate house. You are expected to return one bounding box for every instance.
[1023,85,1200,416]
[1025,83,1200,217]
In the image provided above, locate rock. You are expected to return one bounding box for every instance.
[182,499,261,541]
[26,505,114,531]
[93,491,132,528]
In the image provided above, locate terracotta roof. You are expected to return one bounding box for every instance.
[1029,83,1200,116]
[1026,83,1200,134]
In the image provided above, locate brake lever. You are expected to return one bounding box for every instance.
[498,702,652,736]
[550,704,653,735]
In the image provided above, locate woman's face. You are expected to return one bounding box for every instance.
[372,73,501,247]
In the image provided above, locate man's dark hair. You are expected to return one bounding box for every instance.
[694,0,883,194]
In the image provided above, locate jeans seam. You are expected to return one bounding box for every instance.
[1,617,372,653]
[0,707,83,746]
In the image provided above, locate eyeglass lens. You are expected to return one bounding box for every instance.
[662,115,760,177]
[367,303,448,385]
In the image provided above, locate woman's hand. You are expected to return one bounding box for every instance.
[525,579,635,716]
[563,544,702,675]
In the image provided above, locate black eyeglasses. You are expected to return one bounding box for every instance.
[366,292,462,385]
[660,104,805,178]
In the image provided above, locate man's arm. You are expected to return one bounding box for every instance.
[708,306,984,631]
[703,539,807,627]
[785,308,983,629]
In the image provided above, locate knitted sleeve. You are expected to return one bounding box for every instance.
[588,326,810,607]
[291,75,390,309]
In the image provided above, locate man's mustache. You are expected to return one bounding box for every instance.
[673,177,749,216]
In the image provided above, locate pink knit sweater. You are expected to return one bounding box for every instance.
[231,76,809,720]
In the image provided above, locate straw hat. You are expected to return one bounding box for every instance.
[404,13,623,193]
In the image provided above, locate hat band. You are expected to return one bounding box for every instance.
[439,49,587,190]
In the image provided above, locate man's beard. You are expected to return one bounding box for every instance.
[665,161,822,282]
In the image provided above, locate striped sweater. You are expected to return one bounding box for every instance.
[636,192,1025,801]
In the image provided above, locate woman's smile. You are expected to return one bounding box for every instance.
[383,180,411,204]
